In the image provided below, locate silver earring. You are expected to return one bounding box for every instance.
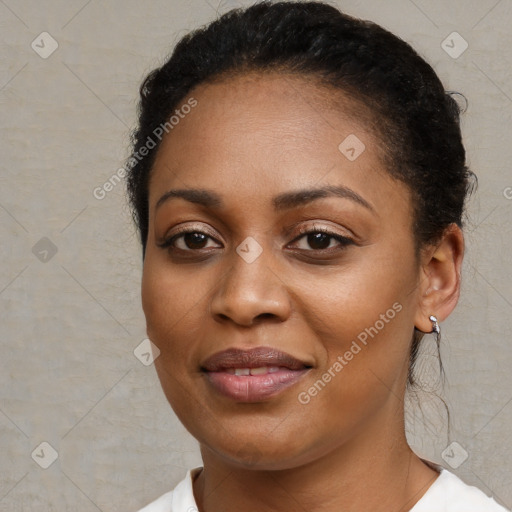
[429,315,440,342]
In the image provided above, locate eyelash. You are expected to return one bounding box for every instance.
[158,224,355,254]
[292,225,354,251]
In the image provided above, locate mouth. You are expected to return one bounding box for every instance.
[200,346,312,402]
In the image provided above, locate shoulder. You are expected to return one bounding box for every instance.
[136,467,201,512]
[411,467,509,512]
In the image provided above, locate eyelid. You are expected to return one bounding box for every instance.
[286,220,356,242]
[178,222,217,236]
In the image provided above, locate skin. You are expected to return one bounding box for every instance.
[141,73,464,512]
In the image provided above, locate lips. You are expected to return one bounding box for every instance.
[201,347,312,402]
[201,346,310,371]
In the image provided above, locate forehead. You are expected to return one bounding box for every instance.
[148,72,408,218]
[158,71,377,155]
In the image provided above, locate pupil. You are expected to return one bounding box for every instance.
[185,233,207,249]
[308,233,330,250]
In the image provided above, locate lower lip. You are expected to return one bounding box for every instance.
[204,368,310,402]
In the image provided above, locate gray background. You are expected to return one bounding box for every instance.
[1,0,511,510]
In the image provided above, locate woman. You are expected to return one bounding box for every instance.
[127,2,509,510]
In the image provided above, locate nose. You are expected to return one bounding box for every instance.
[209,244,292,327]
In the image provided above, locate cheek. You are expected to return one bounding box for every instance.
[297,249,415,345]
[141,253,205,333]
[141,258,208,412]
[141,258,200,375]
[293,250,416,403]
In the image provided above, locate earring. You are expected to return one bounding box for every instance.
[429,315,440,342]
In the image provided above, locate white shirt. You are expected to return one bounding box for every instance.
[137,465,510,512]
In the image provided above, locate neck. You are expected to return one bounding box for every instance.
[192,410,439,512]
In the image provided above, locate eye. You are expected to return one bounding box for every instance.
[157,223,355,255]
[289,224,355,252]
[158,226,221,252]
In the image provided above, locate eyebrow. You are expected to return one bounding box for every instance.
[155,184,375,213]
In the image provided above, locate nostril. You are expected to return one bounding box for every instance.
[257,313,275,320]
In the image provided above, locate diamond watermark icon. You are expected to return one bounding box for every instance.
[134,338,161,366]
[441,32,468,59]
[236,236,263,264]
[32,237,58,263]
[441,441,469,469]
[31,441,58,469]
[31,32,59,59]
[338,134,365,161]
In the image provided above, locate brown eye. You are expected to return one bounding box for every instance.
[180,232,209,250]
[290,226,355,252]
[304,232,332,250]
[158,228,221,252]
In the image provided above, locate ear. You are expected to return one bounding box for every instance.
[414,223,465,333]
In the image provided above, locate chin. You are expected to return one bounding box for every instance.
[194,428,320,471]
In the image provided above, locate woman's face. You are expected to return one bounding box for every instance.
[142,73,424,469]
